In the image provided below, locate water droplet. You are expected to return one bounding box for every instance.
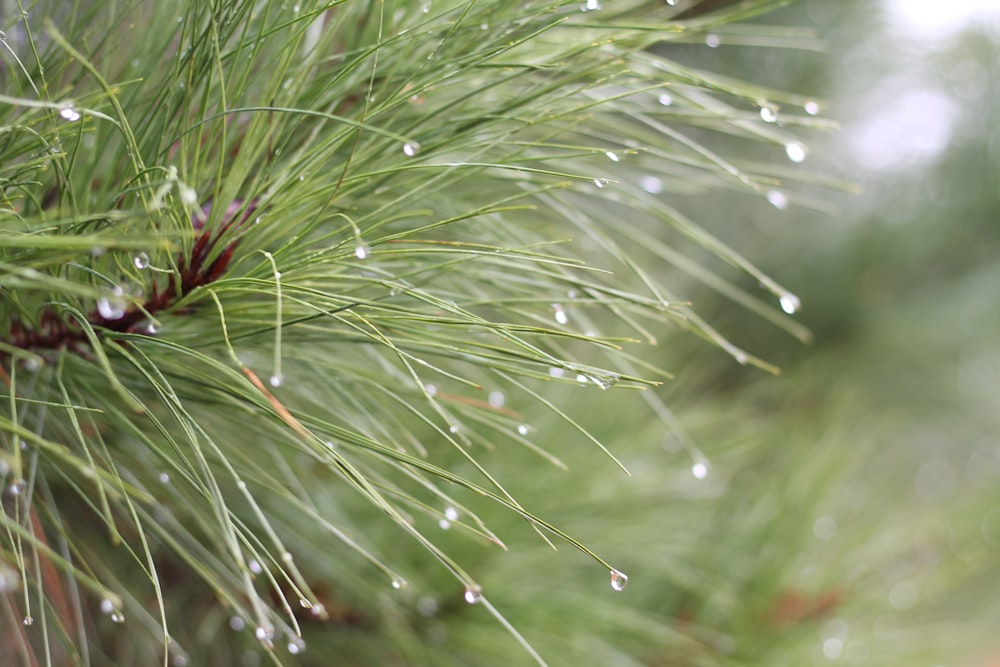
[269,373,284,388]
[402,142,419,156]
[785,141,807,163]
[425,383,438,396]
[173,654,188,667]
[463,585,482,604]
[609,569,629,591]
[97,290,127,320]
[60,104,81,122]
[658,93,673,106]
[438,518,451,530]
[759,104,778,123]
[705,34,721,47]
[448,424,459,434]
[6,479,24,496]
[23,615,33,626]
[292,4,300,12]
[159,472,170,483]
[488,391,505,408]
[582,0,602,9]
[552,303,569,325]
[444,506,459,521]
[100,598,115,614]
[248,559,262,575]
[254,625,274,648]
[576,374,589,384]
[288,638,305,654]
[230,615,246,631]
[605,151,620,162]
[665,0,678,5]
[593,178,607,189]
[692,461,708,479]
[111,611,125,623]
[804,100,820,115]
[421,2,430,12]
[766,189,789,210]
[310,603,327,618]
[734,350,748,365]
[133,252,149,269]
[145,322,159,335]
[548,367,565,378]
[517,424,529,436]
[590,374,619,390]
[354,243,370,259]
[391,578,405,589]
[778,292,800,314]
[640,175,664,194]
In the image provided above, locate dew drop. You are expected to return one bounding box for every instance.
[438,518,450,530]
[254,625,274,648]
[593,178,606,189]
[766,189,788,210]
[760,105,778,123]
[516,424,529,436]
[638,176,665,197]
[391,578,405,589]
[480,22,488,30]
[425,383,438,396]
[463,585,482,604]
[448,424,459,434]
[111,611,125,623]
[552,303,569,325]
[444,506,459,521]
[665,0,678,4]
[582,0,602,10]
[548,367,565,378]
[605,151,619,162]
[576,373,589,384]
[23,615,33,626]
[133,252,150,269]
[248,559,263,575]
[658,93,673,106]
[402,142,419,157]
[60,104,81,122]
[779,292,801,314]
[100,598,115,614]
[487,391,505,408]
[6,479,24,496]
[97,293,127,320]
[159,472,170,484]
[310,603,327,618]
[692,461,708,479]
[705,34,721,48]
[269,373,284,388]
[145,322,159,335]
[230,615,246,631]
[288,639,305,654]
[804,100,820,115]
[591,374,619,390]
[354,243,370,259]
[785,141,807,163]
[609,569,629,591]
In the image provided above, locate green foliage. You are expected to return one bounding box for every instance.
[0,1,888,665]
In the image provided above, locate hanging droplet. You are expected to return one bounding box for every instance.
[778,292,801,315]
[23,615,33,626]
[402,142,419,157]
[60,104,81,122]
[804,100,820,115]
[133,252,150,269]
[582,0,602,10]
[248,559,263,575]
[605,151,620,162]
[692,461,709,479]
[391,578,405,590]
[705,34,721,47]
[590,374,619,390]
[609,569,629,591]
[593,178,607,189]
[448,424,459,434]
[288,638,305,654]
[444,506,459,521]
[354,243,370,259]
[145,322,159,335]
[6,479,24,496]
[230,616,246,631]
[665,0,679,5]
[110,611,125,623]
[269,373,284,388]
[310,603,327,619]
[658,93,673,106]
[464,585,482,604]
[766,189,789,210]
[549,367,565,378]
[517,424,529,436]
[487,391,505,408]
[552,304,569,325]
[438,518,450,530]
[759,104,778,123]
[785,141,807,163]
[159,472,170,484]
